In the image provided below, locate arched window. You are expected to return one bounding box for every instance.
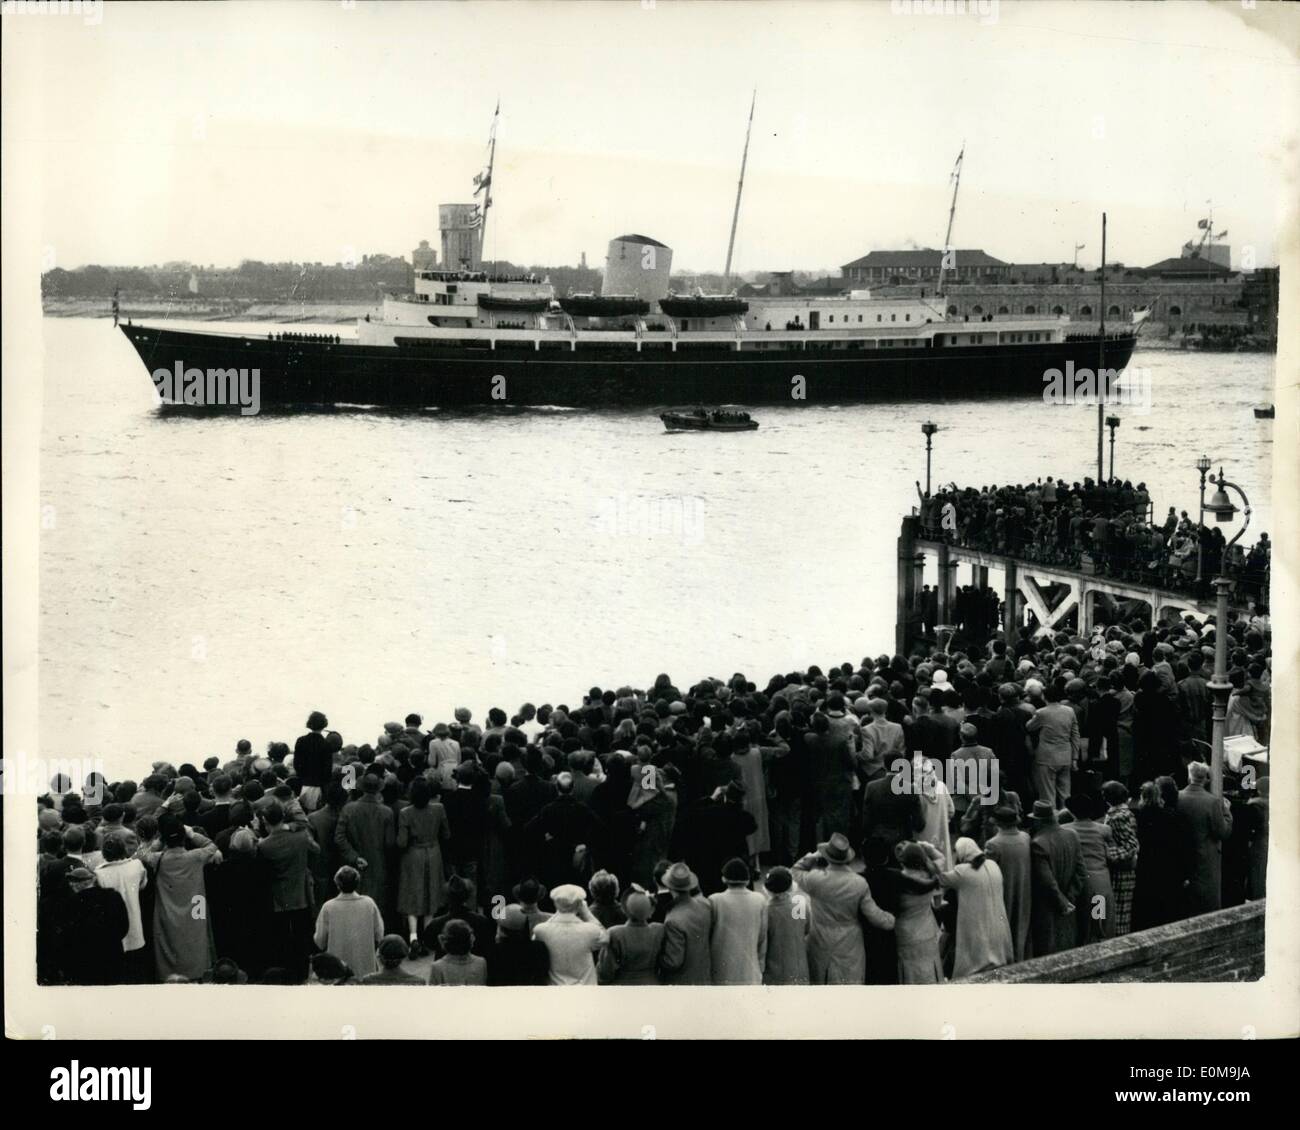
[1108,304,1121,316]
[971,305,983,315]
[1169,304,1181,316]
[998,306,1009,315]
[1024,305,1036,315]
[1052,305,1064,315]
[947,305,958,315]
[1079,305,1092,316]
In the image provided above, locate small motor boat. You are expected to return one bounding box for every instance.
[661,407,759,432]
[1254,404,1275,419]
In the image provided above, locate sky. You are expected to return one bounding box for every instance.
[5,0,1298,274]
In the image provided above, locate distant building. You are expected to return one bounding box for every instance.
[412,240,438,271]
[841,248,1011,285]
[1142,254,1234,280]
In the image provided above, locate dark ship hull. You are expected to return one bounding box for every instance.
[120,323,1140,410]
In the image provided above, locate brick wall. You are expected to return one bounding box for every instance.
[960,901,1265,984]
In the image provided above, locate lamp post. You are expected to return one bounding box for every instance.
[921,421,939,498]
[1194,454,1213,587]
[1201,467,1251,798]
[1105,415,1120,482]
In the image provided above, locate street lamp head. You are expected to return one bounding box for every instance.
[1196,455,1212,475]
[921,421,939,438]
[1105,415,1120,429]
[1205,484,1238,523]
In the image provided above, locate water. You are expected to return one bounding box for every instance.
[38,318,1275,779]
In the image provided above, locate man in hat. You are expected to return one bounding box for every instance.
[334,773,397,928]
[486,904,551,986]
[1178,761,1233,915]
[983,807,1031,962]
[1028,800,1087,957]
[532,884,606,985]
[762,866,810,985]
[54,868,129,985]
[708,858,768,985]
[793,832,895,984]
[658,862,714,984]
[360,935,425,985]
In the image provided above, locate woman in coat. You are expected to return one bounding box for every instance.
[480,765,513,907]
[1102,780,1139,935]
[1132,779,1187,930]
[1132,672,1181,784]
[144,817,222,982]
[730,729,770,864]
[893,842,944,983]
[396,777,450,945]
[1064,792,1116,941]
[924,836,1014,978]
[761,866,810,985]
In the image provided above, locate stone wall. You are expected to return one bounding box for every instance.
[960,901,1265,983]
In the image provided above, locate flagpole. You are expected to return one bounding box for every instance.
[477,102,499,271]
[937,144,964,302]
[723,89,756,288]
[1097,212,1106,485]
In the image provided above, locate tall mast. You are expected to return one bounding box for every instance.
[1098,211,1107,484]
[474,101,500,268]
[936,144,964,301]
[723,89,756,287]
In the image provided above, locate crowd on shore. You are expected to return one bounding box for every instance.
[37,608,1270,988]
[922,476,1271,607]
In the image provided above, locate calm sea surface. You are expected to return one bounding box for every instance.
[37,317,1276,778]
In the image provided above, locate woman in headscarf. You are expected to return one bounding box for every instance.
[1101,780,1139,935]
[893,841,944,984]
[915,757,954,869]
[923,836,1014,978]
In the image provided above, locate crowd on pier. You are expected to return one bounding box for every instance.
[922,477,1271,607]
[37,606,1270,987]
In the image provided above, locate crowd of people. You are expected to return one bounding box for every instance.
[37,606,1270,987]
[922,476,1271,608]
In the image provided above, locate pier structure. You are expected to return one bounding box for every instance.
[895,514,1246,655]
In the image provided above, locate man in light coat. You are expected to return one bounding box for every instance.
[1177,761,1233,914]
[858,697,905,782]
[983,806,1031,962]
[707,858,768,985]
[792,832,895,985]
[1026,685,1081,808]
[533,884,607,985]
